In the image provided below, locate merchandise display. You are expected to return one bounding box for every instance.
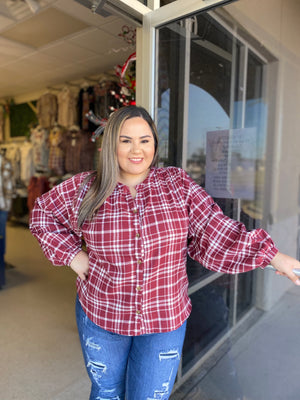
[0,57,136,226]
[36,92,58,129]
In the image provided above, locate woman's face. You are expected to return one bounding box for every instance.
[117,117,155,184]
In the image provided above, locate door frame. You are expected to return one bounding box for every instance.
[137,0,234,113]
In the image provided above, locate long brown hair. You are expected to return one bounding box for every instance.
[77,106,159,227]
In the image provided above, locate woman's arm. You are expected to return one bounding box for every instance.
[29,175,86,267]
[70,250,89,281]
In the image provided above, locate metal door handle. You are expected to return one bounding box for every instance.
[265,265,300,277]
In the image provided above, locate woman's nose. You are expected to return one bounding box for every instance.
[132,141,141,152]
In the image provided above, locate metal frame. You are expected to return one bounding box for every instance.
[139,0,232,113]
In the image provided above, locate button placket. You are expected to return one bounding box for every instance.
[132,197,145,326]
[131,205,143,319]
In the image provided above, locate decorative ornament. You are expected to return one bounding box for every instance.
[118,25,136,46]
[85,110,107,142]
[111,52,136,111]
[85,52,137,143]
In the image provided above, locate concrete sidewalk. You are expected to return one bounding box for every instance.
[175,284,300,400]
[229,284,300,400]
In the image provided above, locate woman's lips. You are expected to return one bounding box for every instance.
[129,158,143,163]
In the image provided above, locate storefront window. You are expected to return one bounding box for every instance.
[156,4,272,389]
[182,274,234,373]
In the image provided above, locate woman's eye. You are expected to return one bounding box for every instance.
[141,140,149,143]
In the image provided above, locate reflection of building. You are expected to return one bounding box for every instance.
[186,148,205,185]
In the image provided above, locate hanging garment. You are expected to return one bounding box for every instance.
[19,141,35,185]
[37,92,58,128]
[60,128,96,174]
[0,154,13,212]
[60,128,82,174]
[30,126,49,173]
[48,126,65,176]
[27,176,50,214]
[79,132,96,172]
[0,143,20,185]
[57,87,78,128]
[94,81,119,119]
[78,86,96,132]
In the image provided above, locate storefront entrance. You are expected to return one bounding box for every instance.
[139,0,277,392]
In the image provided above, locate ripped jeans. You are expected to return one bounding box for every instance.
[75,297,186,400]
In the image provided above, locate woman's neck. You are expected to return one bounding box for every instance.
[118,169,150,189]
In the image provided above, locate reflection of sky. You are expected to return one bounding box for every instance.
[244,99,267,158]
[188,84,229,158]
[188,84,267,159]
[157,84,268,161]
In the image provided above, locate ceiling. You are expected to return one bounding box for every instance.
[0,0,138,101]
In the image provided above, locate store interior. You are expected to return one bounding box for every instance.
[0,1,138,397]
[0,0,137,100]
[0,0,137,281]
[0,0,138,283]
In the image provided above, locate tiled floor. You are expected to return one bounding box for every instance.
[0,222,90,400]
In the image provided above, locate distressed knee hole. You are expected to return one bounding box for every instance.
[159,350,180,361]
[87,360,107,384]
[147,381,170,400]
[86,337,102,351]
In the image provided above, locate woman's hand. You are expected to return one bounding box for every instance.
[270,252,300,286]
[70,250,89,281]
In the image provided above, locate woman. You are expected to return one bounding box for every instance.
[30,105,300,400]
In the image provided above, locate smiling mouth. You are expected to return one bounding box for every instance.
[129,158,143,162]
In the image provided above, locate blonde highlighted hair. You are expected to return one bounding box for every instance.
[77,106,159,227]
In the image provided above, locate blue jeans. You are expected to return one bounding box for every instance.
[76,297,187,400]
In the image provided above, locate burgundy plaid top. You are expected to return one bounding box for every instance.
[30,167,278,336]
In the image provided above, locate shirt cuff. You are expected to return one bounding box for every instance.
[65,248,83,267]
[259,246,279,270]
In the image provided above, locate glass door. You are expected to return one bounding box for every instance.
[142,0,276,396]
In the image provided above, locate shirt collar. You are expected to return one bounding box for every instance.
[116,167,156,190]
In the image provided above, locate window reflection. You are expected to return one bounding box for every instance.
[187,85,229,187]
[156,5,271,389]
[182,274,234,373]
